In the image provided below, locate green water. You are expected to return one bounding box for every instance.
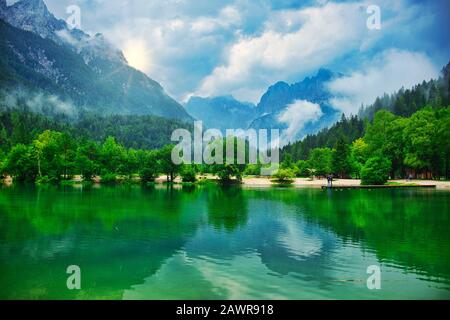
[0,184,449,300]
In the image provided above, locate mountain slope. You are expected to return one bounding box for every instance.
[282,61,450,161]
[0,105,193,151]
[257,69,336,115]
[359,61,450,120]
[185,95,256,130]
[250,69,341,142]
[0,0,191,120]
[186,69,341,142]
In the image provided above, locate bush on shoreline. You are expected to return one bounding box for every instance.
[361,156,392,185]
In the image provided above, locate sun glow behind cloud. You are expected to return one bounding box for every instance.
[123,39,151,73]
[43,0,450,103]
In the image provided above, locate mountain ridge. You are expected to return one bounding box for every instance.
[0,0,192,120]
[187,68,341,143]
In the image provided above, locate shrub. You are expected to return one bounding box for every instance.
[2,144,38,182]
[180,166,197,183]
[140,167,158,183]
[244,164,262,176]
[213,164,243,183]
[272,168,295,184]
[295,160,310,177]
[361,156,392,185]
[100,172,117,184]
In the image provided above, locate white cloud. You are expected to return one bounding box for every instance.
[2,89,76,115]
[278,100,323,144]
[327,49,440,115]
[41,0,443,103]
[195,2,369,101]
[190,6,240,34]
[91,3,244,99]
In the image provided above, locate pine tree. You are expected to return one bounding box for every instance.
[332,137,352,178]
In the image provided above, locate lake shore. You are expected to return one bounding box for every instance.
[2,175,450,189]
[242,177,450,189]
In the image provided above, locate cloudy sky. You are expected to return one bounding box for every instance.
[35,0,450,112]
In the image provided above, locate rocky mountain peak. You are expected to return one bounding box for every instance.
[0,0,65,39]
[14,0,46,10]
[0,1,192,120]
[316,68,334,80]
[8,0,53,22]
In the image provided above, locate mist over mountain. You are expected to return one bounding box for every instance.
[0,0,191,121]
[187,68,341,144]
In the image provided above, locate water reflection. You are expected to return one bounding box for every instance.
[0,184,449,299]
[207,186,248,232]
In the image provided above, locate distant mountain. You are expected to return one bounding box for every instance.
[249,69,340,140]
[186,68,341,143]
[185,95,256,131]
[0,0,191,120]
[282,61,450,161]
[257,68,337,114]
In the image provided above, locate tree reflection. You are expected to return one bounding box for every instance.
[207,185,248,232]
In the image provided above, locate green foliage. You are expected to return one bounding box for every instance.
[281,114,365,161]
[364,110,408,177]
[350,138,369,178]
[244,163,262,176]
[280,153,294,169]
[36,175,60,185]
[1,96,449,186]
[403,108,438,172]
[209,137,246,183]
[139,151,159,183]
[0,151,5,180]
[0,19,192,121]
[75,113,193,150]
[33,130,77,182]
[272,168,295,184]
[290,107,450,178]
[436,108,450,178]
[331,137,352,178]
[295,160,310,177]
[180,165,197,183]
[213,164,244,183]
[158,144,180,182]
[308,148,332,177]
[361,156,392,185]
[282,61,450,181]
[75,140,99,181]
[139,168,157,183]
[2,144,37,182]
[360,62,450,119]
[100,173,117,184]
[99,136,127,175]
[0,106,192,152]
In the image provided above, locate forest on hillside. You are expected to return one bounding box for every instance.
[1,62,449,185]
[0,106,192,151]
[281,62,450,182]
